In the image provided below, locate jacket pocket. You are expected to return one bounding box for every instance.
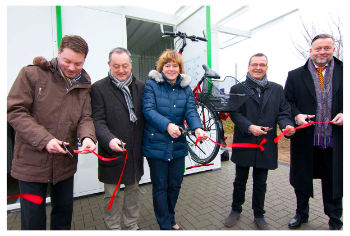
[15,143,43,167]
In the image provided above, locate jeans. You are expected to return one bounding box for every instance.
[231,165,268,218]
[147,157,185,230]
[18,176,74,230]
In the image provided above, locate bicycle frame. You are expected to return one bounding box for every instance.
[163,30,227,134]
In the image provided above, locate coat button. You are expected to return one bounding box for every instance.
[173,89,175,91]
[174,105,176,107]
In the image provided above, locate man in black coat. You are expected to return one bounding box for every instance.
[284,34,343,230]
[91,47,145,230]
[224,53,295,230]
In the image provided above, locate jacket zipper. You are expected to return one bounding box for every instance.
[36,87,42,100]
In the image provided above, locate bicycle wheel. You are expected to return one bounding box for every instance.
[185,101,221,164]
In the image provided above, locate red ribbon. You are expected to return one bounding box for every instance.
[186,163,214,170]
[73,149,126,161]
[7,194,43,205]
[73,149,128,210]
[274,121,333,143]
[7,150,127,208]
[195,136,267,151]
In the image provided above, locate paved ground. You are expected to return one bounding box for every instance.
[7,153,334,230]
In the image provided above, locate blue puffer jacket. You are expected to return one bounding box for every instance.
[142,70,202,162]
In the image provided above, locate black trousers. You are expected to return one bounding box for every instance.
[18,176,74,230]
[295,147,343,229]
[231,164,268,218]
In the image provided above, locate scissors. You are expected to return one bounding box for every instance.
[178,127,185,134]
[260,127,272,132]
[62,141,73,158]
[306,115,311,122]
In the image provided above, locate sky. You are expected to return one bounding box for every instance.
[213,1,345,86]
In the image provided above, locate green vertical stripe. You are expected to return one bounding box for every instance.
[206,6,212,93]
[206,6,212,68]
[56,6,62,48]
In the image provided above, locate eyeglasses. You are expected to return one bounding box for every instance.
[62,141,73,158]
[250,63,267,68]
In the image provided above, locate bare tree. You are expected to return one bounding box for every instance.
[293,16,343,60]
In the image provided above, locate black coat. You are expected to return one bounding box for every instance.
[284,57,343,199]
[229,80,293,170]
[91,76,145,185]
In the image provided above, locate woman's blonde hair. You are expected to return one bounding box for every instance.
[156,49,184,74]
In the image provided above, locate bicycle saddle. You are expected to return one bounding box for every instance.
[202,64,220,79]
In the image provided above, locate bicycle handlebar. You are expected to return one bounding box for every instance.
[196,36,207,42]
[162,31,207,42]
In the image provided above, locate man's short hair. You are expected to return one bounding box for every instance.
[311,34,335,45]
[248,53,268,65]
[109,47,132,62]
[59,35,89,58]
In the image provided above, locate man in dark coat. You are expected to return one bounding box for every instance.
[224,53,295,230]
[91,47,145,230]
[284,34,343,230]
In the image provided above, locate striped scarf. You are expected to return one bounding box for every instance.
[109,71,137,123]
[56,58,82,91]
[307,58,334,148]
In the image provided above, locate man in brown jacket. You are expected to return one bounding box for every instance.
[7,35,96,230]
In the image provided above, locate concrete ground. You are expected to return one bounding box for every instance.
[7,154,334,230]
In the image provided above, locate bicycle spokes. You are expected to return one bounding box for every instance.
[185,102,220,164]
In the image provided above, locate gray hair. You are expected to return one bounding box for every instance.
[311,34,335,45]
[248,53,268,65]
[108,47,132,62]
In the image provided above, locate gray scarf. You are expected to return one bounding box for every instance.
[247,72,268,87]
[109,71,137,123]
[246,72,268,95]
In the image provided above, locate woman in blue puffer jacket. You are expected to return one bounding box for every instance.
[142,49,206,230]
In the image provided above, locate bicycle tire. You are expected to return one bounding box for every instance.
[185,101,221,164]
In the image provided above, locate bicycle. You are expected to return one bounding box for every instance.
[162,30,228,164]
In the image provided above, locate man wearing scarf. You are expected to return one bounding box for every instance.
[91,47,145,230]
[284,34,343,230]
[225,53,295,230]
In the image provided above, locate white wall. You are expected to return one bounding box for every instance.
[7,6,56,93]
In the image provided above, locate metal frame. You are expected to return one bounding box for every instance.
[214,7,299,49]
